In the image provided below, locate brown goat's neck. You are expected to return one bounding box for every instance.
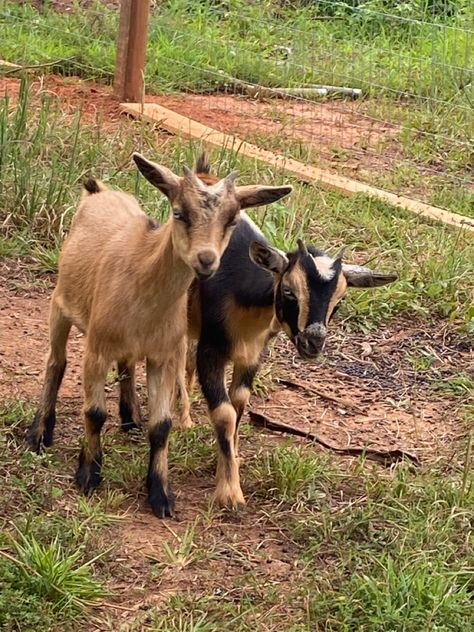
[138,221,192,304]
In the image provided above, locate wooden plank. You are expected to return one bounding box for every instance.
[0,60,21,69]
[114,0,150,102]
[121,102,474,233]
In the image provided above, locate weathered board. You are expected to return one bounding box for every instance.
[121,102,474,233]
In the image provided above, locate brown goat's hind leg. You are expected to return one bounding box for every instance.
[174,344,194,430]
[27,298,71,452]
[229,363,259,457]
[75,352,108,495]
[146,357,176,518]
[117,361,142,433]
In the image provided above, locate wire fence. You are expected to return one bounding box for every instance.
[1,0,473,215]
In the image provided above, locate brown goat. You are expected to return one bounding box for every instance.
[27,154,292,517]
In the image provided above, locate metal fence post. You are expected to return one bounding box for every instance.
[114,0,151,102]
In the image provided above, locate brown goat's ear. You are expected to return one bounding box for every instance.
[236,185,292,209]
[342,263,398,287]
[133,153,181,200]
[249,241,289,274]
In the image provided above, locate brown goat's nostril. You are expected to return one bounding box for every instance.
[198,252,217,268]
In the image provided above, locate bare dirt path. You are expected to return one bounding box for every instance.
[1,257,470,465]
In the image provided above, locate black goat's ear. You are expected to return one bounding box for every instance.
[342,263,397,287]
[249,241,289,274]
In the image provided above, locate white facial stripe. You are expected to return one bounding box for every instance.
[312,255,335,281]
[241,212,265,238]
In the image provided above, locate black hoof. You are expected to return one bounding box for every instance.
[119,401,142,434]
[120,419,142,434]
[25,428,42,453]
[74,449,102,495]
[25,411,56,453]
[149,489,176,519]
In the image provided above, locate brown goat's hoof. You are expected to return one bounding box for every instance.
[149,490,176,519]
[74,449,103,495]
[174,414,194,431]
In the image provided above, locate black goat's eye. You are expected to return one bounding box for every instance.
[329,298,345,321]
[282,286,296,300]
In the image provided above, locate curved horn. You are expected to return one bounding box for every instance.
[342,263,398,288]
[183,165,206,191]
[297,239,308,257]
[211,170,239,195]
[225,170,239,186]
[335,247,345,261]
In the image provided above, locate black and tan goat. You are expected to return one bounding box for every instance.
[26,154,292,517]
[120,157,397,511]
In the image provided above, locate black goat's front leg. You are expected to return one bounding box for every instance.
[229,362,259,456]
[198,337,244,510]
[146,356,176,518]
[117,361,142,433]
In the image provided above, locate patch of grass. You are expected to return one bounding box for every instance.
[273,441,474,631]
[248,444,332,504]
[437,372,474,397]
[0,399,117,631]
[2,530,105,611]
[308,553,473,631]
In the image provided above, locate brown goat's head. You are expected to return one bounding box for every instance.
[250,239,397,359]
[133,153,292,280]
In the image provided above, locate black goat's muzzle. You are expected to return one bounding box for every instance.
[295,323,327,359]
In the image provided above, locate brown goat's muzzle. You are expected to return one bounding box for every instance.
[193,249,220,280]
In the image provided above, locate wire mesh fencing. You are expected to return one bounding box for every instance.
[1,0,472,215]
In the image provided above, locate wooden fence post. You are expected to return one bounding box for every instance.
[114,0,151,102]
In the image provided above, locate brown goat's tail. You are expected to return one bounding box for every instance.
[83,178,107,195]
[194,153,211,174]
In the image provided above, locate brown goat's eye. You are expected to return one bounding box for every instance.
[173,211,190,225]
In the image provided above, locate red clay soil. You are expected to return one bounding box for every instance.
[0,73,397,172]
[1,257,471,464]
[0,74,122,127]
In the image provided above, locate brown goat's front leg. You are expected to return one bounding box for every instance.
[229,362,259,456]
[117,361,142,433]
[146,356,176,518]
[74,351,108,495]
[197,340,245,510]
[27,297,71,452]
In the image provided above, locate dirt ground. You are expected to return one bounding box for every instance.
[2,257,471,462]
[1,253,472,622]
